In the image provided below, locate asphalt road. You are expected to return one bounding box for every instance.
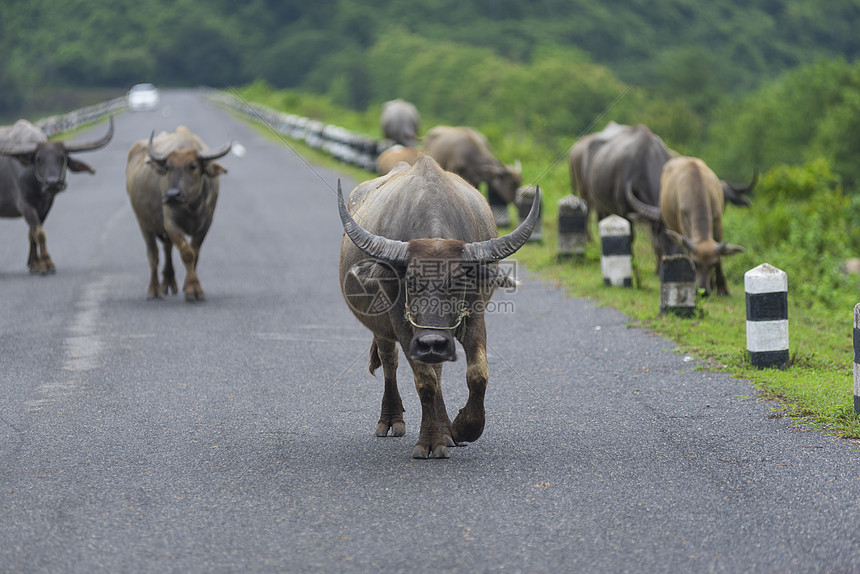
[1,89,859,573]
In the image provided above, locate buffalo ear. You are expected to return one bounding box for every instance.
[67,158,95,174]
[480,264,519,291]
[205,162,227,177]
[719,243,745,256]
[666,229,697,253]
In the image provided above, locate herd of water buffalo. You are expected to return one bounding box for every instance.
[0,96,752,458]
[378,99,757,296]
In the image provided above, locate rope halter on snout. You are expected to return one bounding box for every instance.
[403,284,470,340]
[34,157,68,191]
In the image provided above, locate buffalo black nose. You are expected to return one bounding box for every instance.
[410,332,456,363]
[163,188,185,203]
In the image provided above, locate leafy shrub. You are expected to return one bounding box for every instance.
[725,158,854,309]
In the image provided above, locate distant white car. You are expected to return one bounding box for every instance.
[127,83,160,111]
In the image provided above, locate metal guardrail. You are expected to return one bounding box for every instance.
[204,89,389,172]
[35,97,127,137]
[26,88,390,172]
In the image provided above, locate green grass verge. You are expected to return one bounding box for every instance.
[508,216,860,439]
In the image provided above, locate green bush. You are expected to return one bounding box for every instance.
[725,158,854,309]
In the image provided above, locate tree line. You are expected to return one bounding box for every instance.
[2,0,858,112]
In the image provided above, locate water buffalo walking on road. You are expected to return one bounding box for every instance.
[125,126,230,301]
[339,156,539,458]
[0,117,114,273]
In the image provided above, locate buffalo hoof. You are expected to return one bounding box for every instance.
[375,420,406,437]
[184,291,205,302]
[412,443,450,459]
[451,412,485,444]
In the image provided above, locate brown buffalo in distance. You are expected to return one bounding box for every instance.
[627,156,745,295]
[375,145,422,175]
[424,125,522,205]
[339,155,539,458]
[125,126,230,301]
[0,118,113,273]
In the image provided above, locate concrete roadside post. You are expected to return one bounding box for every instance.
[599,215,632,287]
[515,185,542,242]
[854,303,860,416]
[488,188,510,227]
[745,263,789,369]
[557,195,588,259]
[660,254,697,317]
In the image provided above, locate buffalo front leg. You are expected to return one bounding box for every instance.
[23,206,54,274]
[27,229,39,273]
[160,237,178,295]
[374,338,406,437]
[714,260,730,296]
[432,363,458,447]
[452,317,488,444]
[409,361,450,459]
[28,225,55,274]
[165,222,204,302]
[143,233,162,299]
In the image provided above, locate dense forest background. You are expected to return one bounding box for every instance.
[2,0,859,179]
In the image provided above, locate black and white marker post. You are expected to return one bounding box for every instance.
[745,263,789,369]
[660,254,697,317]
[488,187,510,227]
[515,185,542,242]
[599,215,632,287]
[854,303,860,416]
[557,195,588,259]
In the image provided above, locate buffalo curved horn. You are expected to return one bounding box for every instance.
[731,169,758,194]
[624,181,661,222]
[462,186,541,262]
[337,180,409,264]
[147,131,168,164]
[0,142,38,158]
[65,116,114,153]
[722,169,757,207]
[199,140,232,162]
